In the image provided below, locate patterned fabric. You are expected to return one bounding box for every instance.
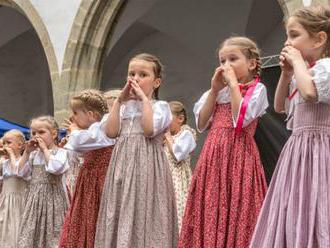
[59,145,113,248]
[17,163,68,248]
[0,177,27,248]
[250,102,330,247]
[178,103,267,248]
[94,117,178,248]
[164,124,196,231]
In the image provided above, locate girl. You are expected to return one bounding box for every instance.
[0,130,28,247]
[94,53,178,247]
[178,37,268,248]
[17,116,70,248]
[250,5,330,247]
[59,89,115,248]
[164,100,196,231]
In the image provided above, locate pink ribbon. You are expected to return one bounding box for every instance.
[235,77,260,134]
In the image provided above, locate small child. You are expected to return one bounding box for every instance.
[250,5,330,247]
[0,129,28,247]
[18,116,70,248]
[164,101,196,232]
[179,37,268,248]
[94,53,178,247]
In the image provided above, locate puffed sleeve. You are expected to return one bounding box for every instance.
[152,101,173,136]
[193,88,231,133]
[172,130,197,162]
[65,114,116,152]
[233,83,268,128]
[45,148,70,175]
[311,58,330,104]
[193,91,213,133]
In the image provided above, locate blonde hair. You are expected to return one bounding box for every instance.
[30,115,59,142]
[104,89,121,100]
[169,101,187,125]
[3,129,26,147]
[70,89,107,121]
[290,4,330,57]
[129,53,164,100]
[219,36,261,78]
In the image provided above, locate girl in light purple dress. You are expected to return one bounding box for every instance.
[250,5,330,247]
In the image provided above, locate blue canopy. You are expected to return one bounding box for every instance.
[0,118,29,137]
[0,118,66,138]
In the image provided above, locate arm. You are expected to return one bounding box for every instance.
[274,72,292,113]
[140,97,154,137]
[105,98,121,138]
[198,66,226,131]
[282,45,317,102]
[45,149,70,175]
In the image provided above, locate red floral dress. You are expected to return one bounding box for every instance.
[59,146,113,248]
[178,103,267,248]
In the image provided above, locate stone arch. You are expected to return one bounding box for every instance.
[0,0,59,84]
[55,0,125,120]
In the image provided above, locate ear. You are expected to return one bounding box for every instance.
[248,58,257,72]
[314,31,328,49]
[154,77,162,89]
[51,129,58,140]
[87,110,95,119]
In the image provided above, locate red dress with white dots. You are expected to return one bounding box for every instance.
[178,103,267,248]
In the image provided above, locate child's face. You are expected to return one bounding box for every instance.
[285,17,317,61]
[128,59,161,99]
[218,45,256,84]
[169,114,184,134]
[2,134,23,155]
[30,120,57,148]
[70,107,96,129]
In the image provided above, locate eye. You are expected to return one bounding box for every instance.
[140,73,147,78]
[220,59,226,65]
[128,72,135,77]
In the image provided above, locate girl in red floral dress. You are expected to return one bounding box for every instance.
[178,37,268,248]
[59,89,115,248]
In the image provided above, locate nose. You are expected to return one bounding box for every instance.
[284,39,291,46]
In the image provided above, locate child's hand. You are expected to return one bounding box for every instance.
[130,80,148,101]
[25,139,38,154]
[4,147,14,157]
[58,137,68,148]
[118,80,134,102]
[211,66,225,93]
[281,45,303,69]
[63,118,79,134]
[222,64,238,88]
[35,136,48,152]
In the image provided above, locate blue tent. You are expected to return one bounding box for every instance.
[0,118,30,137]
[0,118,66,138]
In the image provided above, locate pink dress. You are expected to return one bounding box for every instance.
[179,101,267,247]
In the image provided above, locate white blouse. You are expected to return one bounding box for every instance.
[20,148,70,178]
[285,58,330,129]
[0,158,29,180]
[65,114,116,153]
[120,100,173,137]
[172,129,197,162]
[194,83,268,132]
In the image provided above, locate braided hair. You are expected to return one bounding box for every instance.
[291,4,330,58]
[70,89,108,121]
[219,36,261,78]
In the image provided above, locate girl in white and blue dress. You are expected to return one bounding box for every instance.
[0,129,28,248]
[17,116,70,248]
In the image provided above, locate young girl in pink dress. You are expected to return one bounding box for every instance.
[179,37,268,248]
[250,5,330,247]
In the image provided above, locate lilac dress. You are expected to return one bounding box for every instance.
[250,58,330,247]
